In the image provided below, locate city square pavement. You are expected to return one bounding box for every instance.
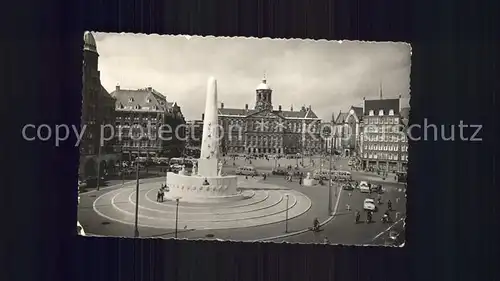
[78,175,337,241]
[78,156,405,244]
[270,157,407,245]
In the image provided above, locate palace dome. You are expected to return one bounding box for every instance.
[83,31,97,53]
[256,78,271,91]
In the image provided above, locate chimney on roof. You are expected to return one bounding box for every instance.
[301,105,306,112]
[202,113,205,121]
[290,105,293,111]
[245,104,248,110]
[278,105,282,111]
[116,84,120,91]
[221,102,224,109]
[147,86,152,91]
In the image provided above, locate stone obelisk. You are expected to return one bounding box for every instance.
[197,77,220,177]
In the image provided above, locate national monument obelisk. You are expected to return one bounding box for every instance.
[197,77,220,177]
[165,77,242,203]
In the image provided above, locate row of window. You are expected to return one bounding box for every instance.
[364,125,404,133]
[363,134,408,142]
[363,153,407,161]
[225,119,321,133]
[364,117,400,125]
[121,141,162,148]
[367,109,397,117]
[364,144,402,152]
[116,116,162,121]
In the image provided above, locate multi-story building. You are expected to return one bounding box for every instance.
[79,31,119,179]
[111,86,186,159]
[184,119,204,157]
[218,77,323,156]
[360,96,410,172]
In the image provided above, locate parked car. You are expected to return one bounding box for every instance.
[342,183,354,190]
[78,180,87,191]
[370,184,383,193]
[271,168,287,176]
[359,181,370,193]
[363,198,377,211]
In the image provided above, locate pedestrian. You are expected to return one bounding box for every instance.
[348,192,352,197]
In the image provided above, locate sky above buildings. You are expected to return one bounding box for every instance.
[93,32,411,121]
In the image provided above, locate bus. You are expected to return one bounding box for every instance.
[169,158,198,168]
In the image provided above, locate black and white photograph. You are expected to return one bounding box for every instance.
[77,32,410,246]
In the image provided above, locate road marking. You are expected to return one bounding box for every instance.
[371,216,405,241]
[91,185,312,232]
[256,187,343,241]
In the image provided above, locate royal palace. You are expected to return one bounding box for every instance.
[217,77,323,156]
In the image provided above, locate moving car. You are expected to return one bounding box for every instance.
[359,181,370,193]
[235,166,258,176]
[271,168,287,176]
[363,198,377,211]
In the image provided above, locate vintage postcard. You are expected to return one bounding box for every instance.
[77,32,410,246]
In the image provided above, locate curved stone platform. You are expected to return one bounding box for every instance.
[165,172,244,203]
[93,178,312,230]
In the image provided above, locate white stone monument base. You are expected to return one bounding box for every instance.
[165,172,247,203]
[303,178,315,186]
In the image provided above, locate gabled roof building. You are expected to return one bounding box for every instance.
[111,86,186,158]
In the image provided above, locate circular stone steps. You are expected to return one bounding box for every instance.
[93,179,311,230]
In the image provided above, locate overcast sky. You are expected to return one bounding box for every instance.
[93,32,411,121]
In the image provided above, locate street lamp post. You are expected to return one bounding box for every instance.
[133,146,140,238]
[285,194,290,233]
[121,145,125,185]
[174,197,181,238]
[96,140,103,191]
[328,138,334,215]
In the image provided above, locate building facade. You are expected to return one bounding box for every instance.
[79,31,119,179]
[360,97,409,172]
[184,119,204,157]
[111,86,186,159]
[218,77,323,156]
[333,106,363,157]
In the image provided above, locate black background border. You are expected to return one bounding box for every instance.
[1,0,498,281]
